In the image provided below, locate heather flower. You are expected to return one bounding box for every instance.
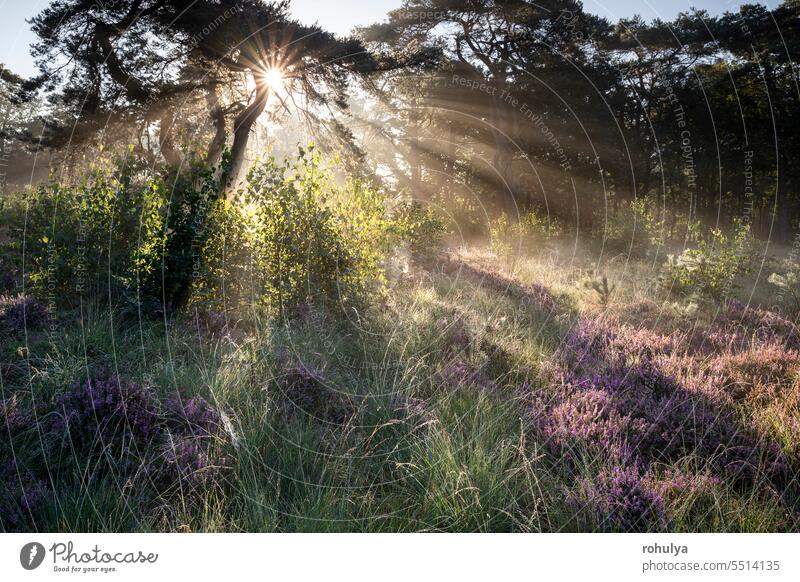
[159,395,224,491]
[726,298,747,313]
[0,463,50,532]
[439,359,498,393]
[166,395,220,436]
[52,375,160,455]
[159,435,217,491]
[630,387,787,486]
[559,317,686,373]
[649,468,722,500]
[561,317,617,369]
[279,362,355,425]
[392,395,427,417]
[0,294,48,333]
[570,465,667,532]
[538,387,638,459]
[391,395,436,430]
[707,304,800,351]
[530,340,789,487]
[631,364,680,400]
[438,316,472,354]
[711,343,799,401]
[562,317,682,373]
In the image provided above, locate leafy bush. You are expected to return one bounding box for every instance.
[393,200,448,263]
[660,219,755,302]
[599,198,663,258]
[768,262,800,316]
[215,147,393,316]
[187,195,254,312]
[0,151,229,317]
[432,191,486,240]
[0,154,160,313]
[518,207,562,241]
[489,215,513,257]
[2,147,395,319]
[19,155,166,310]
[490,207,561,257]
[154,159,226,312]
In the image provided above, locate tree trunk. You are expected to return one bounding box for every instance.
[225,84,270,191]
[159,110,182,166]
[205,84,227,167]
[489,82,519,219]
[408,116,423,197]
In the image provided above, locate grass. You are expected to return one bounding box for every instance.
[2,240,799,532]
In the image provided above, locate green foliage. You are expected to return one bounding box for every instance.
[0,151,230,316]
[660,218,755,302]
[188,196,254,311]
[153,158,226,312]
[0,152,165,311]
[433,192,487,240]
[1,147,396,320]
[599,198,663,258]
[490,208,561,258]
[197,147,393,316]
[518,208,562,242]
[2,150,236,315]
[392,200,448,263]
[489,215,513,257]
[768,262,800,317]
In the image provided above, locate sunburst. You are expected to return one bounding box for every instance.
[264,67,284,92]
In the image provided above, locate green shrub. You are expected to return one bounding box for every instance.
[2,146,393,320]
[153,159,226,312]
[489,207,561,257]
[206,146,393,316]
[518,207,562,241]
[767,262,800,316]
[0,151,231,317]
[188,196,255,312]
[660,218,755,303]
[392,200,448,263]
[599,198,663,258]
[0,153,165,311]
[432,192,486,240]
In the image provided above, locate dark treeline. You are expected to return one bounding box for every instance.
[358,0,800,242]
[0,0,798,241]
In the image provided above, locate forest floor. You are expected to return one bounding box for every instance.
[2,241,799,532]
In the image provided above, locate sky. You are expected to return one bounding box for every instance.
[0,0,776,78]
